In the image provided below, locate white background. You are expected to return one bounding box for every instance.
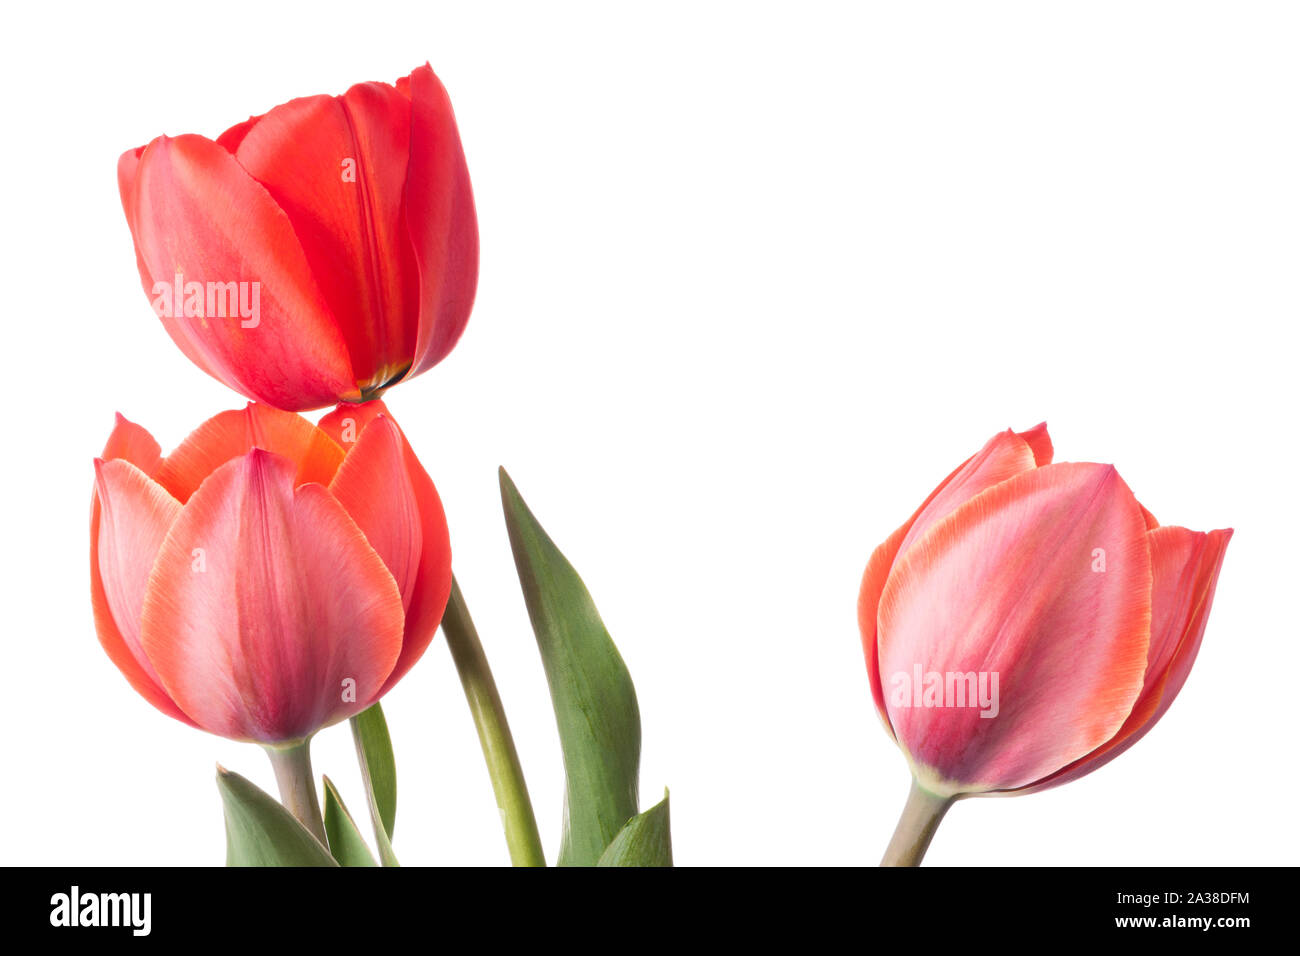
[1,1,1295,866]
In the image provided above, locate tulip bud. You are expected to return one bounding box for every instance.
[117,64,477,411]
[859,425,1230,863]
[90,401,451,744]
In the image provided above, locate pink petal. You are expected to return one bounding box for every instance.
[896,428,1043,558]
[91,458,194,725]
[877,462,1152,794]
[140,449,404,742]
[1017,525,1232,792]
[859,426,1047,736]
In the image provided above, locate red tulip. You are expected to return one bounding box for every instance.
[117,64,477,411]
[91,400,451,743]
[860,424,1231,801]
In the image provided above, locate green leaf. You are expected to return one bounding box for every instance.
[369,811,399,867]
[322,776,378,867]
[216,766,337,867]
[350,702,396,837]
[500,467,641,866]
[597,791,673,867]
[350,703,400,866]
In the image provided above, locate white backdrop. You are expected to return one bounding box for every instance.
[1,1,1295,866]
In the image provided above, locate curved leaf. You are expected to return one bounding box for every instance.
[500,467,641,866]
[322,776,378,867]
[350,703,400,865]
[598,792,673,867]
[216,766,337,867]
[350,702,396,838]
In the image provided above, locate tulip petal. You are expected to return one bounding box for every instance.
[119,147,224,383]
[103,412,163,476]
[91,459,194,726]
[155,403,344,503]
[230,88,418,391]
[403,63,479,377]
[328,415,423,611]
[1016,525,1232,792]
[216,114,261,153]
[1147,526,1232,723]
[319,400,452,692]
[859,426,1046,735]
[128,134,360,409]
[382,426,452,692]
[877,462,1152,794]
[140,450,404,742]
[1017,421,1054,467]
[897,429,1043,558]
[317,399,390,449]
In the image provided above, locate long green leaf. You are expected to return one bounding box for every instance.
[597,792,673,867]
[350,703,396,837]
[216,766,337,867]
[350,703,400,866]
[322,776,378,867]
[500,467,641,866]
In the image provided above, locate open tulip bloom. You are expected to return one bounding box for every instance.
[860,424,1231,865]
[117,63,477,411]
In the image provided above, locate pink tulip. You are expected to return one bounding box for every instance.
[859,425,1230,863]
[91,400,450,745]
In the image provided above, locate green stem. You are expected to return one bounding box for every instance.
[880,778,956,866]
[442,575,547,867]
[264,738,327,846]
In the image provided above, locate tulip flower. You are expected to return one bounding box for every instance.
[858,424,1230,865]
[117,64,478,411]
[91,400,450,838]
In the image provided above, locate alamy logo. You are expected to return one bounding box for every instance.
[151,271,260,328]
[49,886,151,936]
[888,664,1000,718]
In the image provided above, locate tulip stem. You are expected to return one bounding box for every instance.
[441,575,547,867]
[881,779,956,867]
[264,739,328,847]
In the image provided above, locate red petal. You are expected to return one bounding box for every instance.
[404,63,478,377]
[1016,422,1054,466]
[320,400,452,693]
[103,412,163,476]
[383,419,452,692]
[216,114,262,153]
[155,403,344,503]
[316,399,391,449]
[130,134,359,409]
[231,89,418,391]
[329,415,423,611]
